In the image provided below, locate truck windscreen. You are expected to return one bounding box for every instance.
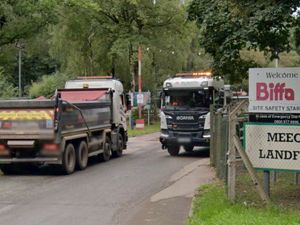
[163,90,211,110]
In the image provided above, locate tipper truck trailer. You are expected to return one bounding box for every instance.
[0,76,129,174]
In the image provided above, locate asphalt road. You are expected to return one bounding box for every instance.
[0,133,214,225]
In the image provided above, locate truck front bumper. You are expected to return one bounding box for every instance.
[159,130,210,148]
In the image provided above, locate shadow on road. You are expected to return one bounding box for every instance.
[177,147,210,158]
[0,155,122,176]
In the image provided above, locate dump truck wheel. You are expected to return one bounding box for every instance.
[61,143,76,174]
[76,141,88,170]
[167,145,180,156]
[112,133,123,158]
[100,136,111,162]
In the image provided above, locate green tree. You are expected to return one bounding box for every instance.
[188,0,300,83]
[50,0,200,92]
[0,0,59,47]
[29,72,70,98]
[0,67,17,98]
[0,0,61,97]
[0,0,213,98]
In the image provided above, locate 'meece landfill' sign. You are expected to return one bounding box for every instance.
[249,68,300,113]
[245,123,300,171]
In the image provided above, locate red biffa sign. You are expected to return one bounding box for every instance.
[249,68,300,113]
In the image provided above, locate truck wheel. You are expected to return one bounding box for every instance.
[100,136,111,162]
[167,145,180,156]
[0,165,17,175]
[61,143,76,174]
[112,133,123,158]
[184,145,194,152]
[76,141,88,170]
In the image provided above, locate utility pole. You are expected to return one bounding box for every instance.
[275,51,279,68]
[138,46,142,119]
[18,48,22,97]
[16,42,24,98]
[271,51,279,184]
[135,46,145,129]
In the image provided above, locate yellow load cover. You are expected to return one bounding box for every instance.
[0,110,53,120]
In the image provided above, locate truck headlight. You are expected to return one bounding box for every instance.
[166,82,172,88]
[165,115,172,119]
[203,130,210,139]
[199,114,207,119]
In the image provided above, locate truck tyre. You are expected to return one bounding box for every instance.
[167,145,180,156]
[76,141,88,170]
[112,133,123,158]
[100,136,111,162]
[61,143,76,174]
[184,145,194,152]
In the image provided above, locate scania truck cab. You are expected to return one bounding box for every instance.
[159,72,224,156]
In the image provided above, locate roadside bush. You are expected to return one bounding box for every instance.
[0,67,17,98]
[29,72,70,98]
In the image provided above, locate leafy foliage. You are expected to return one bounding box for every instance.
[1,0,299,98]
[49,0,207,92]
[0,0,60,96]
[0,1,213,98]
[0,66,17,98]
[0,0,59,47]
[29,72,71,98]
[188,0,300,83]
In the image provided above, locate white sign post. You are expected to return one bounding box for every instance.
[249,68,300,113]
[245,123,300,171]
[137,93,144,105]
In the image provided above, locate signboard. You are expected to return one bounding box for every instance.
[129,92,151,107]
[245,123,300,171]
[249,114,300,125]
[137,93,144,104]
[249,68,300,113]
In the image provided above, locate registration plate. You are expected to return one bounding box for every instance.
[178,137,191,143]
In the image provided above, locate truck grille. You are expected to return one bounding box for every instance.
[173,122,203,131]
[165,111,207,131]
[173,131,202,138]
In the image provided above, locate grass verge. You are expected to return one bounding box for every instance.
[235,170,300,211]
[128,122,160,137]
[187,183,300,225]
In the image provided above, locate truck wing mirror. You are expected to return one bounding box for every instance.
[157,91,163,109]
[156,91,165,109]
[156,98,161,109]
[125,94,132,110]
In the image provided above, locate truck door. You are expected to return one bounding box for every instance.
[119,94,127,130]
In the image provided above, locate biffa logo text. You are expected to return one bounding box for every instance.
[256,83,295,101]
